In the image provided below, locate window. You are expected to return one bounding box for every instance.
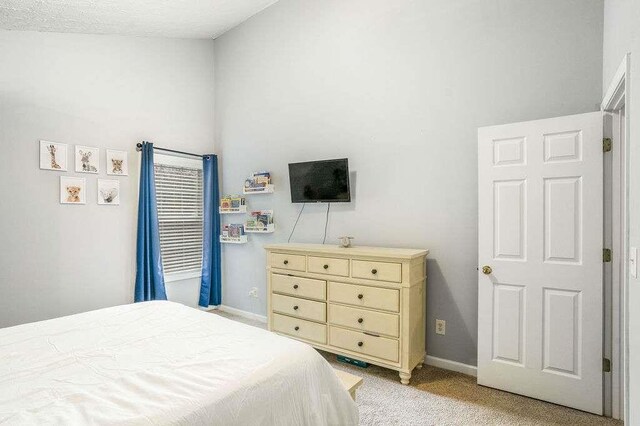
[154,155,204,275]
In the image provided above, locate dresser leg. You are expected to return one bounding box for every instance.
[415,355,425,370]
[399,371,411,385]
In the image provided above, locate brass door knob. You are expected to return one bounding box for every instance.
[482,265,492,275]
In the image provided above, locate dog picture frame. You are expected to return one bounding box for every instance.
[106,149,128,176]
[60,176,86,205]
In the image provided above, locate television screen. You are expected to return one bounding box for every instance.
[288,159,351,203]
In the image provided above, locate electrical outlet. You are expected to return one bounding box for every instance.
[248,287,258,298]
[435,319,446,335]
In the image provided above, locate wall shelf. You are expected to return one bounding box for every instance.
[220,235,248,244]
[245,224,275,234]
[219,206,247,214]
[243,184,275,195]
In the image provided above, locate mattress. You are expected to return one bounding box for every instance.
[0,301,358,425]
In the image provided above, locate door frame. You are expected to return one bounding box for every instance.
[601,53,630,421]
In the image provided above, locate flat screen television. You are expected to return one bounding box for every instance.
[288,158,351,203]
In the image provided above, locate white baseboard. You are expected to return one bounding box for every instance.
[215,304,267,324]
[425,355,477,377]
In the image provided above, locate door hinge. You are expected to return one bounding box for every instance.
[603,357,612,373]
[603,248,612,262]
[603,137,612,152]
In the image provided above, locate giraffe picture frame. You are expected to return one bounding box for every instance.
[39,140,68,171]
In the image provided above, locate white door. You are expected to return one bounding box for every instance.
[477,112,603,414]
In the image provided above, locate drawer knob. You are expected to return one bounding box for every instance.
[371,269,378,275]
[293,284,299,289]
[357,294,364,299]
[293,305,299,310]
[294,326,299,331]
[357,318,363,324]
[323,264,329,269]
[357,341,363,347]
[283,260,289,265]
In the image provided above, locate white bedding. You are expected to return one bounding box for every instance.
[0,301,358,425]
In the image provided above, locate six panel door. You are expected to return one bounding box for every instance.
[477,112,603,414]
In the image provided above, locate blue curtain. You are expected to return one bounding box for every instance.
[135,142,167,302]
[199,155,222,307]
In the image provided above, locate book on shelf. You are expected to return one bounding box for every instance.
[230,196,244,208]
[246,210,273,230]
[222,223,245,238]
[244,171,271,192]
[220,195,245,210]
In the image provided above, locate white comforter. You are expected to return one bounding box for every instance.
[0,301,358,425]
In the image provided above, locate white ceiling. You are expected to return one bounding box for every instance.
[0,0,278,39]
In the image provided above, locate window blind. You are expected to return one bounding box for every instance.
[154,163,204,274]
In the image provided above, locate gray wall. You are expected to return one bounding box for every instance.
[214,0,604,366]
[603,0,640,421]
[0,31,215,328]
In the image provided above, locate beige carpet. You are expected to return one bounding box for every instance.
[211,310,621,426]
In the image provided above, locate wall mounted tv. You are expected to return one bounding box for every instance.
[288,158,351,203]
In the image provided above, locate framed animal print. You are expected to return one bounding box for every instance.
[75,145,99,174]
[39,140,68,171]
[60,176,86,205]
[98,179,120,205]
[106,149,128,176]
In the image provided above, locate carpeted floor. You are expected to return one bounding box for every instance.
[211,310,622,426]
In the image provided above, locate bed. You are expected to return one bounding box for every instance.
[0,301,358,425]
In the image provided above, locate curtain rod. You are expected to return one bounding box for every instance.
[136,143,208,159]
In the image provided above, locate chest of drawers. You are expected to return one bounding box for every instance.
[266,243,428,384]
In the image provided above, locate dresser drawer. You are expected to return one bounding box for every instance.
[329,326,399,363]
[272,294,326,322]
[308,256,349,277]
[272,313,326,344]
[329,304,399,337]
[271,274,326,301]
[352,260,402,283]
[270,253,306,272]
[329,281,400,312]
